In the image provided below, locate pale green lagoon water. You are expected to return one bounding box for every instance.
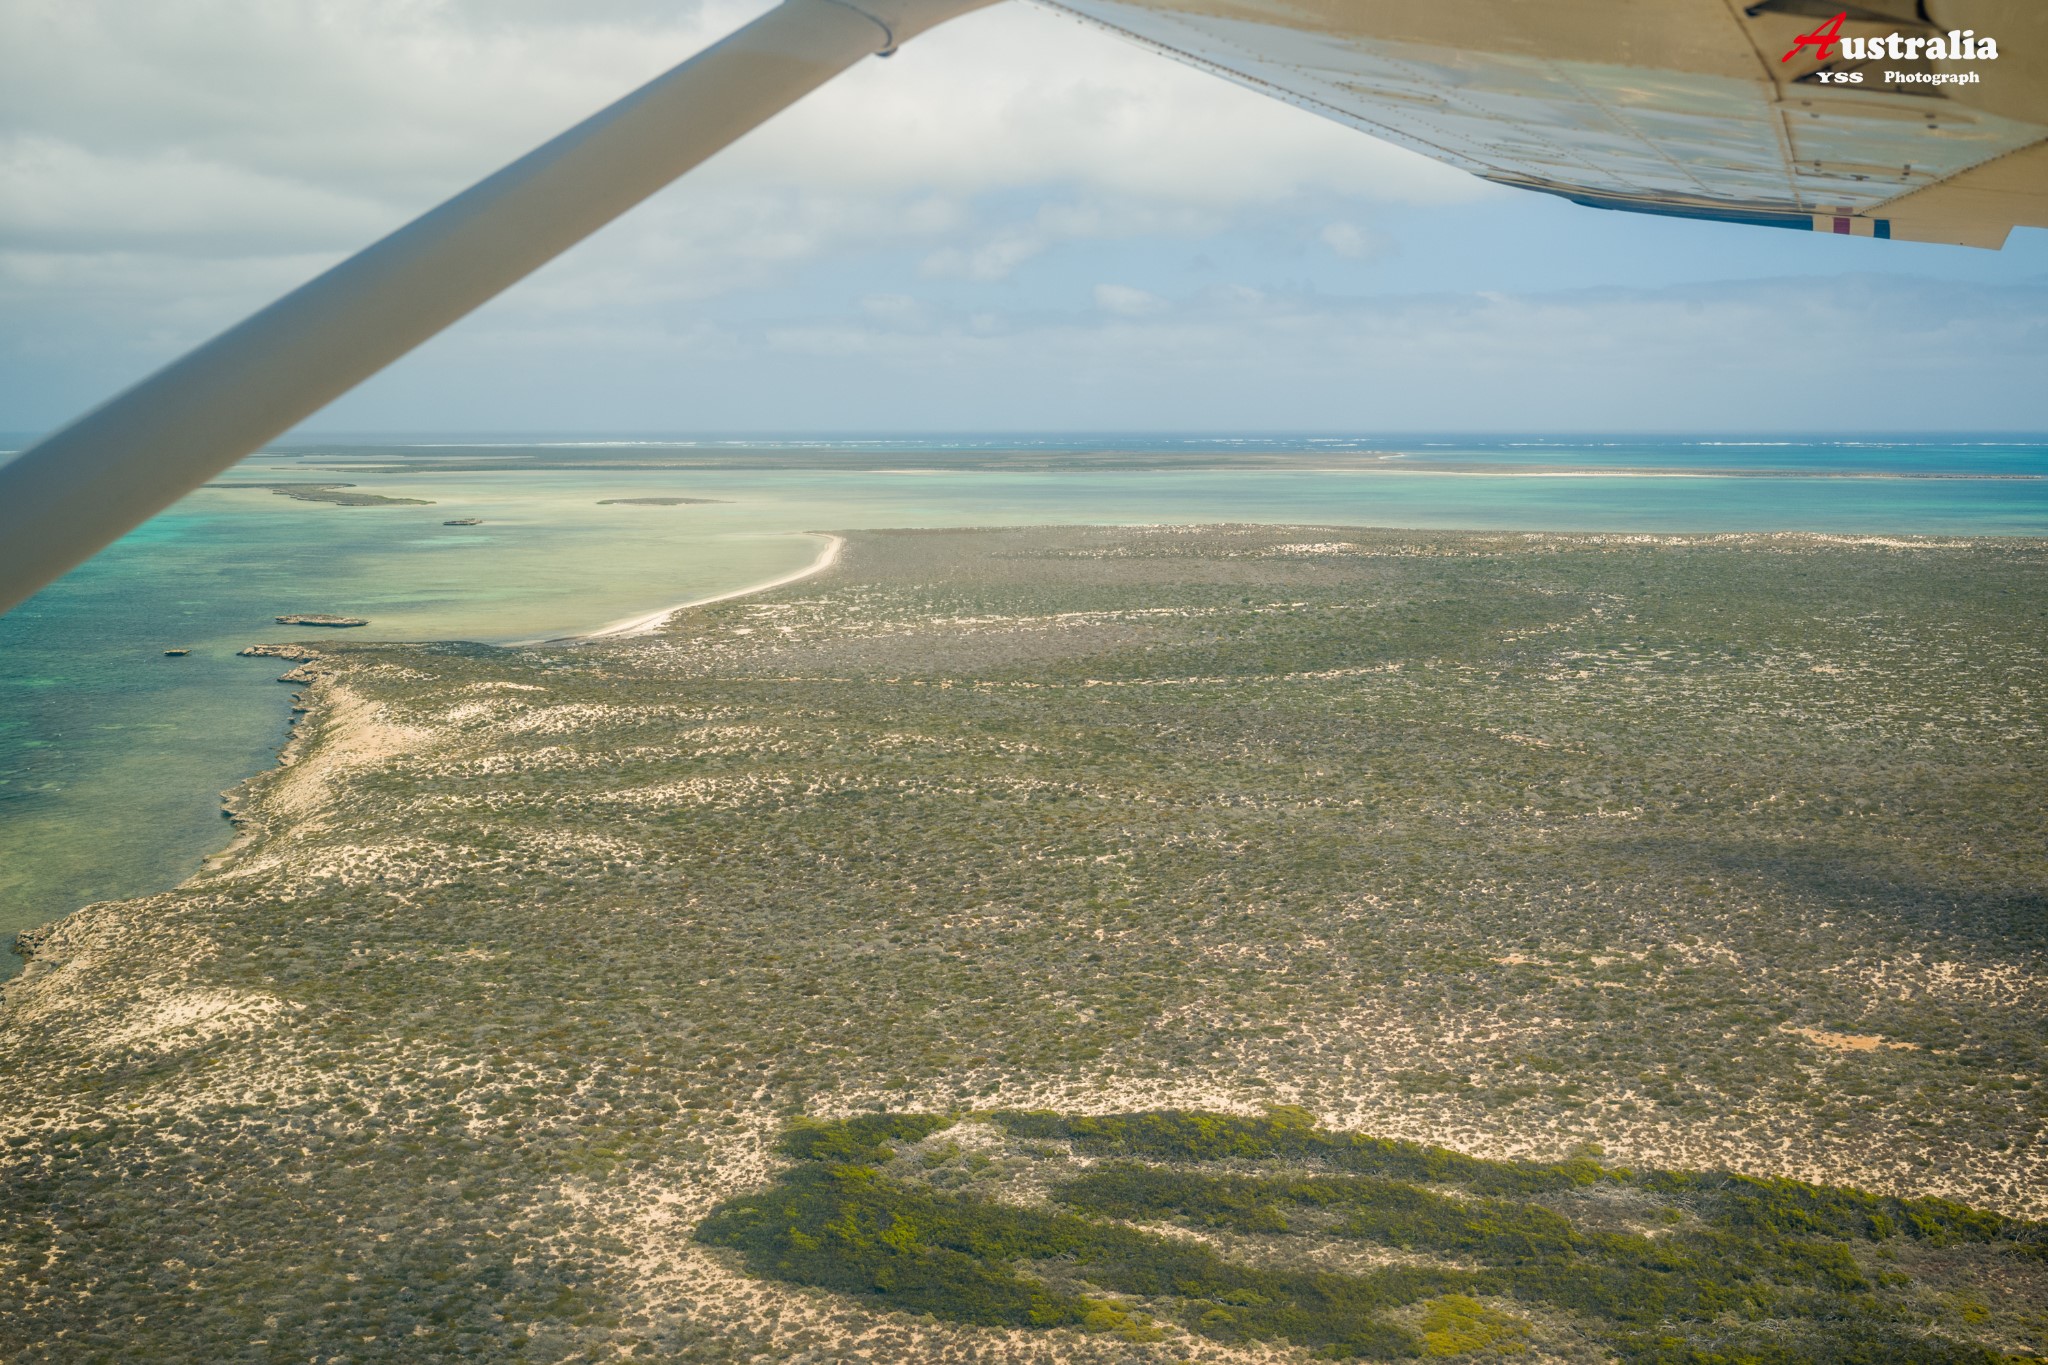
[3,435,2045,973]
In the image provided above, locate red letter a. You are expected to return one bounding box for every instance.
[1783,11,1847,62]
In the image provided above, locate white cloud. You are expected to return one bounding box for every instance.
[762,5,1485,205]
[2,0,2038,435]
[1093,282,1166,316]
[860,292,928,325]
[0,135,393,252]
[1319,221,1378,260]
[300,273,2048,431]
[922,231,1048,281]
[0,0,1499,427]
[922,198,1229,281]
[0,0,1484,262]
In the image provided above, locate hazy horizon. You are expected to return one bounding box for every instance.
[10,429,2048,451]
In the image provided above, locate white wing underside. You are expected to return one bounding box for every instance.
[1044,0,2048,247]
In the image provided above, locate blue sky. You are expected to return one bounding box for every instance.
[3,0,2045,435]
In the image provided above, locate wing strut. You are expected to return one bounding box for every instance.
[0,0,996,617]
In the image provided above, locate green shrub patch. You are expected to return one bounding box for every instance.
[696,1110,2043,1362]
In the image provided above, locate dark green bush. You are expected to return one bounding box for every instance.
[776,1113,957,1164]
[699,1111,2034,1363]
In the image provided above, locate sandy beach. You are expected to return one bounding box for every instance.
[575,533,845,640]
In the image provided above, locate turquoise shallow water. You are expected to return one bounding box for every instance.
[2,434,2044,972]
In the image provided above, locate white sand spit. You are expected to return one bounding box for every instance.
[586,533,845,638]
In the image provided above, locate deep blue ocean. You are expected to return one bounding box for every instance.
[3,432,2044,972]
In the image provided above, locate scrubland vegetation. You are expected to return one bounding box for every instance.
[2,526,2042,1361]
[699,1108,2044,1360]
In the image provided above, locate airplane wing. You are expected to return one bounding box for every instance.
[1043,0,2048,248]
[4,0,2042,615]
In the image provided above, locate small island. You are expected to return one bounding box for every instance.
[595,497,728,506]
[273,614,368,628]
[207,482,433,507]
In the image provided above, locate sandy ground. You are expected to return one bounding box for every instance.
[581,533,845,639]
